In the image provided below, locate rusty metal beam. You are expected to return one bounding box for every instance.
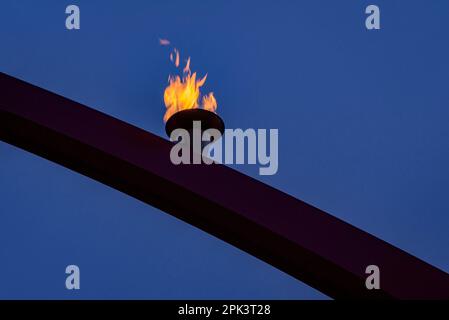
[1,72,448,299]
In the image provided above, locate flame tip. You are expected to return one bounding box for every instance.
[159,38,171,46]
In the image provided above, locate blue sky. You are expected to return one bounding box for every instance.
[0,0,448,299]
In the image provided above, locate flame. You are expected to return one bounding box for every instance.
[202,92,217,113]
[163,46,218,122]
[169,49,180,68]
[159,38,170,46]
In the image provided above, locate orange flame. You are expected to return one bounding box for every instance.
[163,47,218,122]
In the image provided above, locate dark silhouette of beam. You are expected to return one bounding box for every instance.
[0,72,448,299]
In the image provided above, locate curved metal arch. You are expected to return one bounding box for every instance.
[1,72,448,299]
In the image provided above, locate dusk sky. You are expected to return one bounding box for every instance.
[0,0,448,299]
